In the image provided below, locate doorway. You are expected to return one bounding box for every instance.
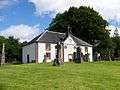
[68,54,73,62]
[27,55,30,63]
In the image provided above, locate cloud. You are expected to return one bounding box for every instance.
[0,24,41,42]
[29,0,120,23]
[0,0,9,9]
[0,0,19,9]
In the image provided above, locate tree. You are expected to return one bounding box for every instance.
[112,37,120,58]
[0,36,22,63]
[6,36,22,63]
[112,28,120,59]
[97,36,115,60]
[49,6,114,60]
[49,6,109,45]
[22,41,28,46]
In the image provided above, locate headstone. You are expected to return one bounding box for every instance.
[53,43,61,66]
[75,47,82,63]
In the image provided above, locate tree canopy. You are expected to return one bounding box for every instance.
[49,6,115,60]
[112,35,120,58]
[0,36,23,63]
[49,6,109,45]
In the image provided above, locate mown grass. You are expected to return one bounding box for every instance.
[0,62,120,90]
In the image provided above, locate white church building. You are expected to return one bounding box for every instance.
[22,31,93,63]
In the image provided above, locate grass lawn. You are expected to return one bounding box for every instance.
[0,62,120,90]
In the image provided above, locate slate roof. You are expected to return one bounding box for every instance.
[26,33,43,45]
[70,35,92,46]
[26,31,92,47]
[37,31,66,43]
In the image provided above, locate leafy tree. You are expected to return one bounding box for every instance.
[97,36,115,60]
[112,36,120,58]
[0,36,22,63]
[49,6,114,60]
[22,41,28,46]
[49,6,109,45]
[6,36,22,62]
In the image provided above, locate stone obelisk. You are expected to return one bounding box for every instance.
[1,43,5,66]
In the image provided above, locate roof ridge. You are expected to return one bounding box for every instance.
[25,33,43,46]
[47,31,65,35]
[25,30,92,47]
[36,30,48,41]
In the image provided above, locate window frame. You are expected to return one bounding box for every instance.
[45,43,51,51]
[46,52,51,59]
[85,47,88,53]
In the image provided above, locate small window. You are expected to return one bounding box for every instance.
[46,53,51,59]
[46,43,51,51]
[64,45,67,49]
[85,47,88,53]
[74,46,76,49]
[69,39,72,42]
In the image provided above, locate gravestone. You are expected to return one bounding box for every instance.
[75,47,83,63]
[53,42,61,66]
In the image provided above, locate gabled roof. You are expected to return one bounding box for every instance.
[26,31,92,47]
[71,35,92,46]
[26,33,43,45]
[37,31,66,43]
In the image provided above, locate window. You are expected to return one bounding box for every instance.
[85,47,88,53]
[74,46,76,50]
[69,39,72,42]
[64,45,67,49]
[46,43,51,51]
[46,53,51,59]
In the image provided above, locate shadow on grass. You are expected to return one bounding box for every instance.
[0,83,6,90]
[12,63,22,65]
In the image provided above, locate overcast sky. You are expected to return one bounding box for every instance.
[0,0,120,42]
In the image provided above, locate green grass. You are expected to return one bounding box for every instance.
[0,62,120,90]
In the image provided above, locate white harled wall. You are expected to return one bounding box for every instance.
[88,47,93,62]
[37,43,45,63]
[22,36,93,63]
[37,43,56,63]
[22,43,36,63]
[64,36,76,62]
[80,46,93,62]
[63,35,93,62]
